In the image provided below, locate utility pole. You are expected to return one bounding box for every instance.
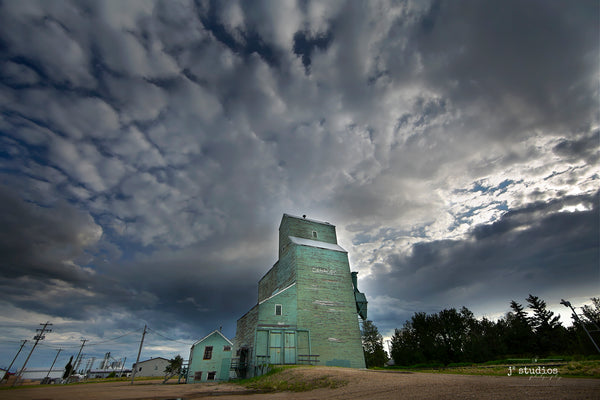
[74,353,84,374]
[2,340,27,382]
[85,357,95,376]
[44,348,62,382]
[14,322,52,386]
[66,339,87,383]
[119,357,126,377]
[561,299,600,353]
[131,324,147,385]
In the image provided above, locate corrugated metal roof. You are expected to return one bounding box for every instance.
[281,213,334,226]
[289,236,347,253]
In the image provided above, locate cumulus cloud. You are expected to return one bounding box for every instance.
[0,0,597,367]
[361,192,599,334]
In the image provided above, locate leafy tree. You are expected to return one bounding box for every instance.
[162,355,183,384]
[361,320,388,368]
[391,326,422,366]
[569,297,600,355]
[390,296,591,366]
[581,297,600,327]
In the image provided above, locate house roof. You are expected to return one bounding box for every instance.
[192,329,233,347]
[133,357,169,366]
[289,236,347,253]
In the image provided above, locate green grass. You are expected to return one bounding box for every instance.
[235,365,348,392]
[380,358,600,378]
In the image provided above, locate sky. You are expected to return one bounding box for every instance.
[0,0,598,372]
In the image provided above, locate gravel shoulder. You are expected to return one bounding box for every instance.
[1,367,599,400]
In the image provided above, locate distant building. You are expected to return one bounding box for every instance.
[13,369,63,381]
[187,330,233,383]
[233,214,367,378]
[87,368,131,379]
[132,357,169,377]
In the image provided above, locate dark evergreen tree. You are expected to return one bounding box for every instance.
[505,300,535,355]
[510,300,530,323]
[526,294,566,354]
[62,356,73,380]
[361,320,388,368]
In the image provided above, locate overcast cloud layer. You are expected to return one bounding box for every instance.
[0,0,598,369]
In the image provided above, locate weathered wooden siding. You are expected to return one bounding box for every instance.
[279,214,337,258]
[188,331,233,383]
[233,213,366,377]
[234,305,258,351]
[295,244,365,368]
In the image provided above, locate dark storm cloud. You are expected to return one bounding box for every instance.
[552,130,600,165]
[363,192,599,331]
[0,184,101,283]
[406,0,599,133]
[0,0,597,367]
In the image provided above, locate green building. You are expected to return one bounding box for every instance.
[233,214,367,377]
[187,330,233,383]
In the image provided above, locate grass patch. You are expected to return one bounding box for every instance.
[236,365,347,392]
[384,359,600,378]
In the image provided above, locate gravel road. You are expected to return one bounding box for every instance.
[2,367,599,400]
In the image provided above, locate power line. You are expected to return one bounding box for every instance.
[1,340,26,381]
[86,330,141,346]
[131,324,147,385]
[37,329,142,350]
[146,327,196,345]
[14,322,52,386]
[66,339,86,383]
[44,348,61,381]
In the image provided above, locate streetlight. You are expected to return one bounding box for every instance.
[561,299,600,354]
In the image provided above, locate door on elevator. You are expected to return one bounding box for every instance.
[269,332,282,364]
[284,332,296,364]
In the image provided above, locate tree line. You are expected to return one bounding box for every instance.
[361,296,599,367]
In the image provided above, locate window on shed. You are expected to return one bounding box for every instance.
[207,371,216,380]
[223,345,231,351]
[194,371,202,380]
[275,304,282,316]
[203,346,213,360]
[312,231,318,238]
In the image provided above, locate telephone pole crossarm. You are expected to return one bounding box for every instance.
[13,322,52,386]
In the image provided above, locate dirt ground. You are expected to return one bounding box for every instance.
[1,367,599,400]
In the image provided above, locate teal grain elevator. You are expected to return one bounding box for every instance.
[232,214,367,377]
